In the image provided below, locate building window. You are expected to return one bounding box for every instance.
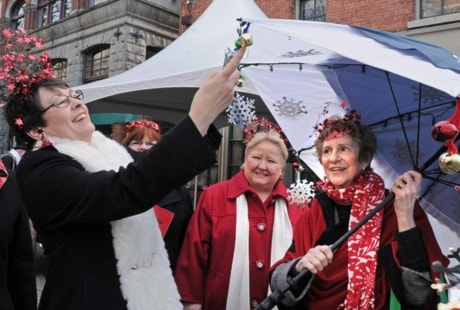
[10,0,26,29]
[299,0,326,21]
[37,0,72,26]
[146,46,163,60]
[83,44,110,82]
[52,58,68,80]
[88,0,108,6]
[420,0,460,18]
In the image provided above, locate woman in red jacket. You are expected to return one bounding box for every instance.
[175,129,305,310]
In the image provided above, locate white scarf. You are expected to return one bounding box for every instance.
[47,131,182,310]
[226,193,293,310]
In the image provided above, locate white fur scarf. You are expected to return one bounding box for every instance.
[47,131,182,310]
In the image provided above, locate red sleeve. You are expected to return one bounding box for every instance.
[174,189,212,304]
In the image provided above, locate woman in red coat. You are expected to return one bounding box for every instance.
[175,130,305,310]
[269,111,449,309]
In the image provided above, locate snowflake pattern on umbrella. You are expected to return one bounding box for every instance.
[280,49,322,58]
[227,92,256,128]
[272,96,309,118]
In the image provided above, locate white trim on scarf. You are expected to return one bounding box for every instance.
[47,131,182,310]
[226,193,292,310]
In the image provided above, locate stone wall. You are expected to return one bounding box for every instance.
[0,0,180,146]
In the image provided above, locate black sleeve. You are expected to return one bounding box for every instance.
[395,227,429,272]
[4,172,37,310]
[1,154,15,171]
[17,116,222,226]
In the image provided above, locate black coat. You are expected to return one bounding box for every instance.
[127,148,194,272]
[15,117,221,310]
[156,186,194,272]
[1,153,16,171]
[0,166,37,310]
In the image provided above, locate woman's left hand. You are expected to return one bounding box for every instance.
[390,170,422,232]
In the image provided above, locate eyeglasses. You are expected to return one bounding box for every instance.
[41,89,84,114]
[128,141,157,148]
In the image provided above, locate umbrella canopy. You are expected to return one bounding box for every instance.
[77,0,268,126]
[238,18,460,234]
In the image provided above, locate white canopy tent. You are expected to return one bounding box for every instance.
[78,0,268,126]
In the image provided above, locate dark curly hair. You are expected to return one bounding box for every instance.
[314,115,377,170]
[4,78,69,151]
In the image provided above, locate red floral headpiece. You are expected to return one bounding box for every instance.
[243,117,286,145]
[0,28,54,108]
[125,120,160,137]
[313,103,363,142]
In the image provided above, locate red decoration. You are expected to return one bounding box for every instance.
[125,120,160,138]
[314,108,363,142]
[431,98,460,155]
[0,28,54,107]
[14,117,24,128]
[243,117,285,145]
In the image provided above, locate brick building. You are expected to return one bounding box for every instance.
[180,1,460,53]
[0,0,459,185]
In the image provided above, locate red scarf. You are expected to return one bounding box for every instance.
[0,159,8,189]
[320,171,385,309]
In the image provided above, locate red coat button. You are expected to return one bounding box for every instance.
[256,260,264,269]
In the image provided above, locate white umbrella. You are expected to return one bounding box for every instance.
[238,17,460,237]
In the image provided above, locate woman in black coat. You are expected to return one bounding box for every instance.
[3,48,245,310]
[0,161,37,310]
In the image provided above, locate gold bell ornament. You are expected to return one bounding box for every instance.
[439,152,460,174]
[240,33,253,47]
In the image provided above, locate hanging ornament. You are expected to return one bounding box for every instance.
[287,179,316,207]
[432,98,460,175]
[432,120,459,154]
[439,152,460,174]
[239,33,253,47]
[233,21,252,88]
[226,92,256,128]
[287,161,316,207]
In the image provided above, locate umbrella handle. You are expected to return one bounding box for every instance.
[256,192,395,310]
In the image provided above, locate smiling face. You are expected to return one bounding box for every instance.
[321,133,366,189]
[243,140,285,194]
[38,86,95,143]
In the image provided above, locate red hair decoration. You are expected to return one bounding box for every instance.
[243,117,285,145]
[0,28,55,107]
[314,106,363,142]
[125,120,160,138]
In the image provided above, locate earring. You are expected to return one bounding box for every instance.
[37,128,44,140]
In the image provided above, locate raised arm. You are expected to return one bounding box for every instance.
[188,47,247,135]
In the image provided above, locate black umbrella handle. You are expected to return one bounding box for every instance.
[256,192,395,310]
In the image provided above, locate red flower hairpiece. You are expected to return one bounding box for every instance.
[313,102,363,142]
[243,117,286,144]
[0,28,54,107]
[125,120,160,137]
